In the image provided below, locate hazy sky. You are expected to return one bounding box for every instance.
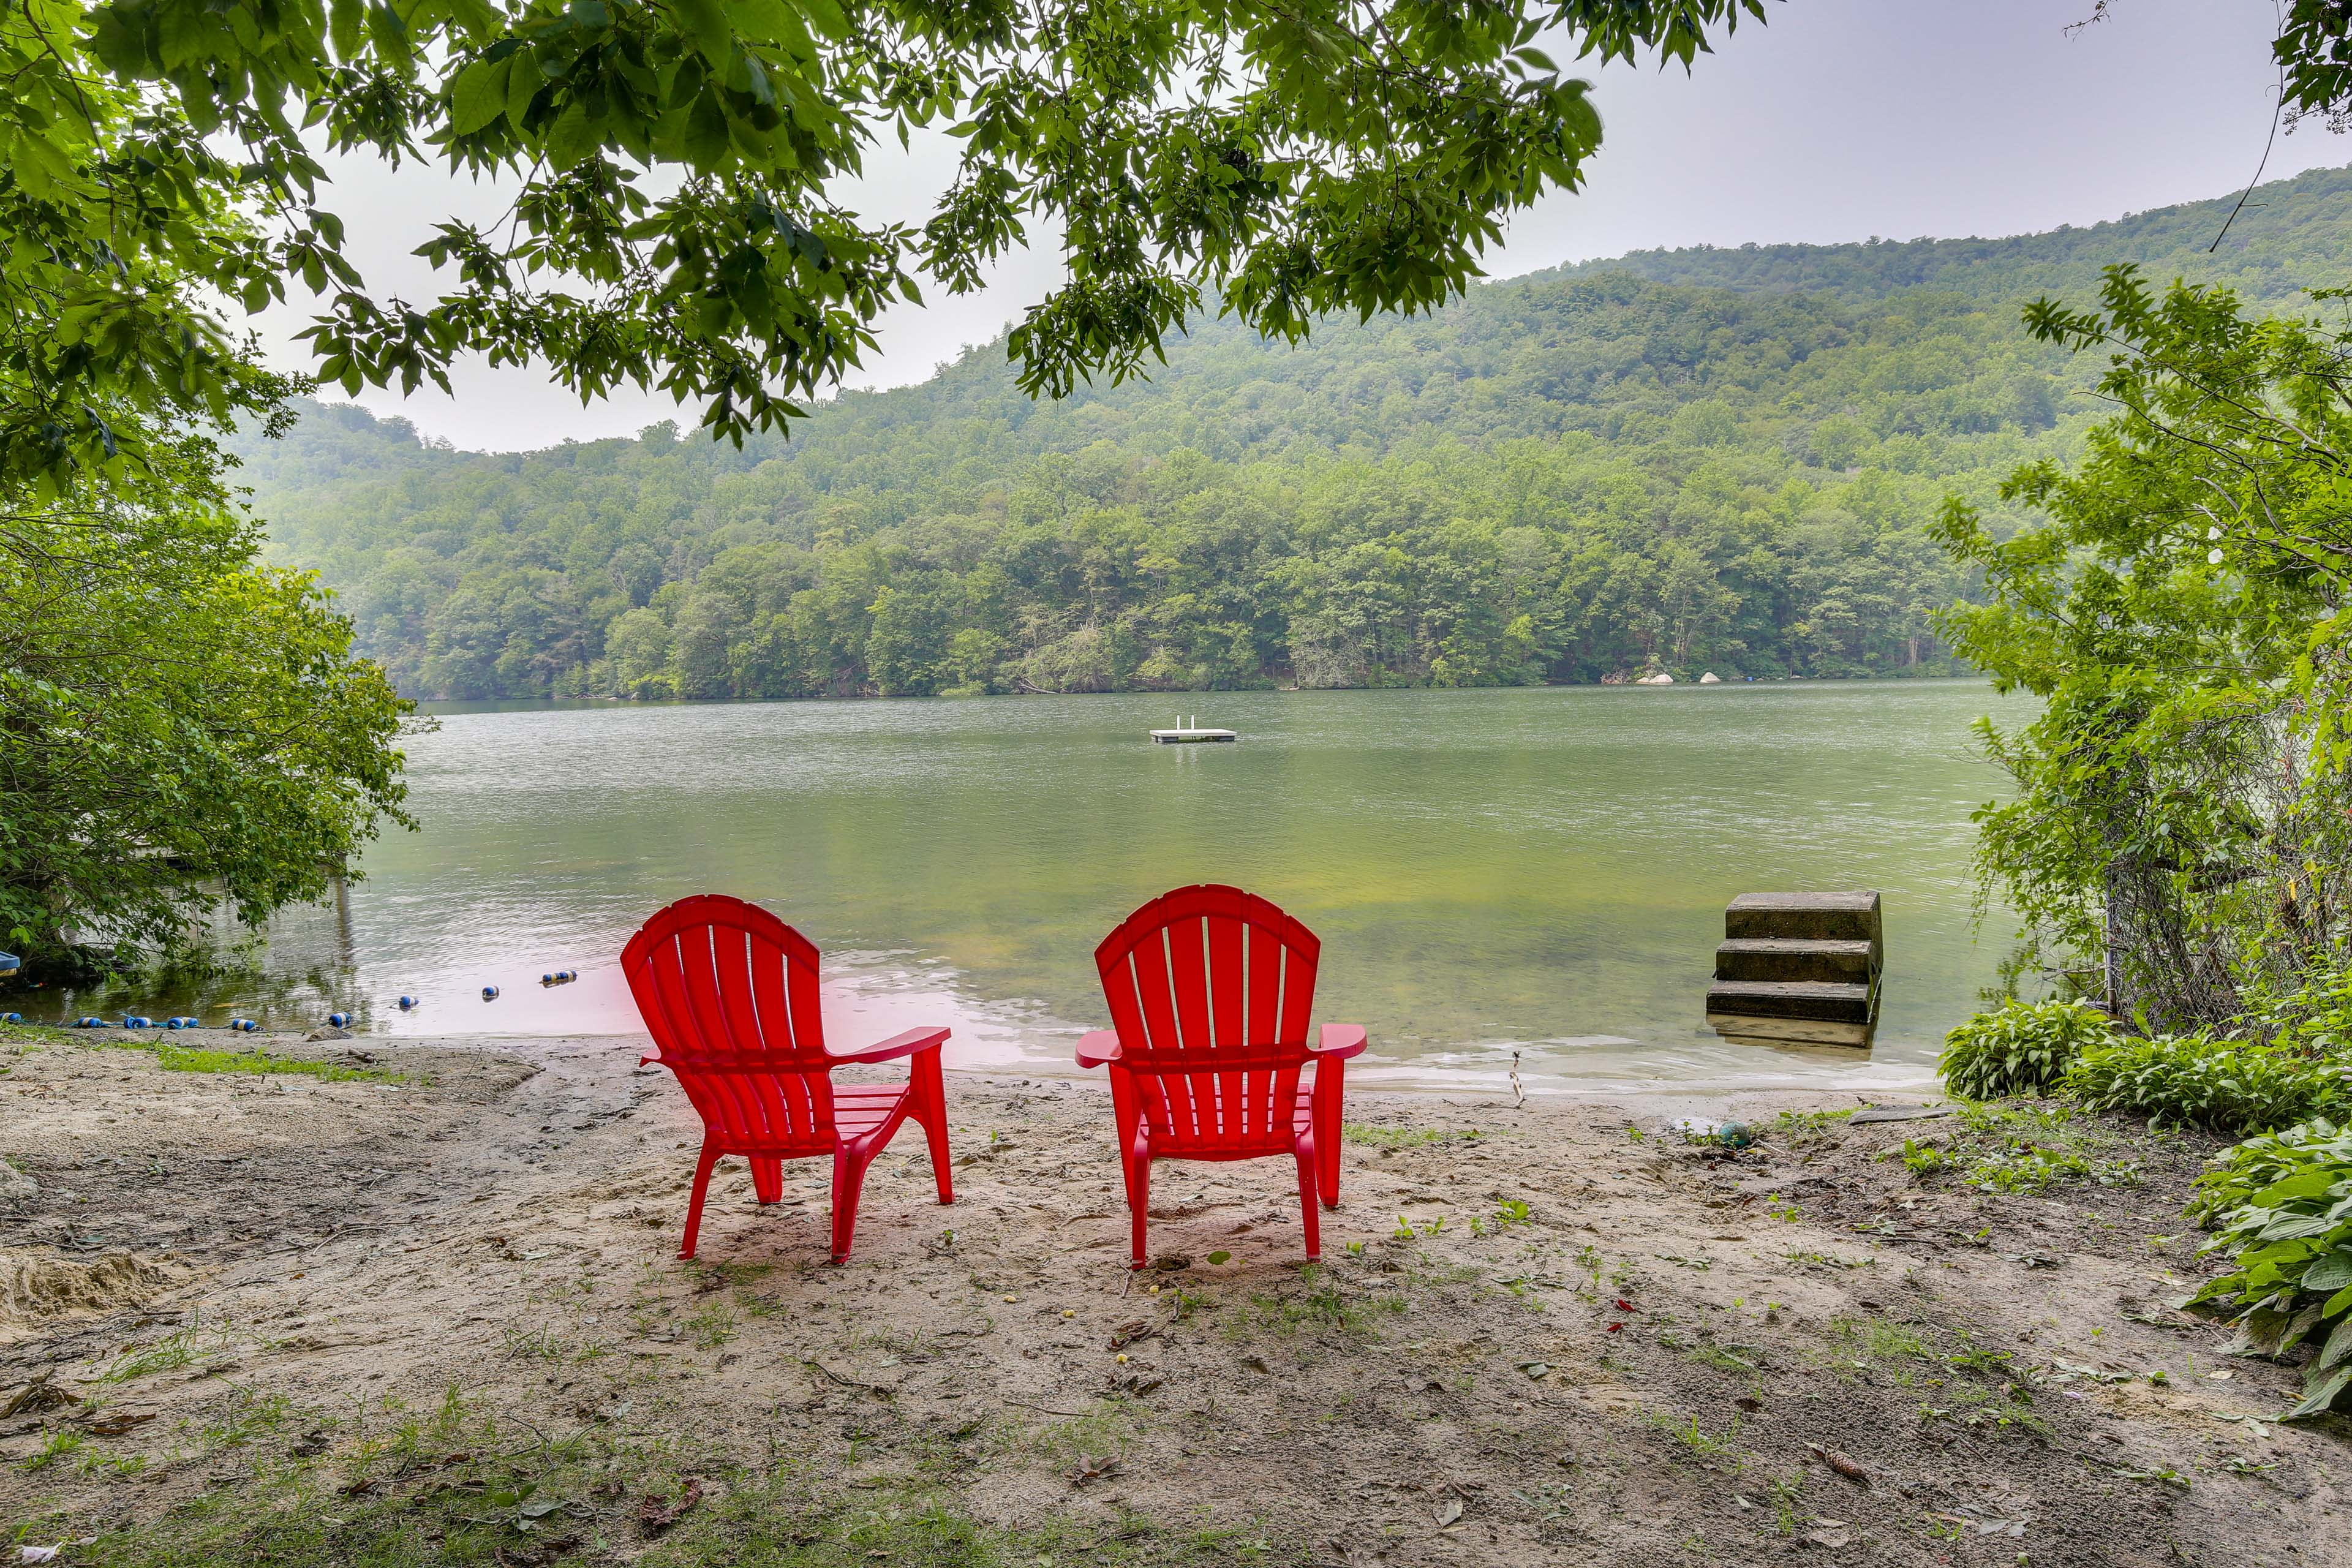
[260,0,2343,451]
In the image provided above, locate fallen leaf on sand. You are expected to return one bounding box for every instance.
[1805,1525,1852,1548]
[638,1477,703,1534]
[83,1410,157,1437]
[1436,1499,1463,1528]
[1240,1354,1272,1373]
[1068,1454,1120,1485]
[0,1377,78,1420]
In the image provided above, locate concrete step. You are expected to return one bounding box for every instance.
[1703,978,1875,1026]
[1714,938,1876,986]
[1724,891,1881,947]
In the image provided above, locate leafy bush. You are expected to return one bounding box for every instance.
[2237,955,2352,1059]
[2184,1119,2352,1419]
[2065,1033,2346,1136]
[1939,1000,2119,1099]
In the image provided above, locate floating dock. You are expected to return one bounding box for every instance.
[1150,717,1235,744]
[1705,891,1882,1047]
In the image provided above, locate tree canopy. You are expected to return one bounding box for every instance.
[5,0,1768,498]
[1935,265,2352,1031]
[0,415,412,970]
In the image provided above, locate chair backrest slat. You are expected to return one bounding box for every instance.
[1204,911,1251,1142]
[622,894,836,1147]
[1095,886,1320,1153]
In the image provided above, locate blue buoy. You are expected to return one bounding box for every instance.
[398,995,418,1011]
[327,1012,351,1028]
[227,1017,259,1032]
[481,986,500,1000]
[1,1012,20,1023]
[76,1016,107,1028]
[0,951,18,977]
[167,1016,199,1029]
[541,968,577,986]
[123,1016,153,1029]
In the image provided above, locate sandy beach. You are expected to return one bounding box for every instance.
[0,1025,2337,1567]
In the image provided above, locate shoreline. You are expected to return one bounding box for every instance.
[4,1026,2334,1566]
[0,1019,1948,1106]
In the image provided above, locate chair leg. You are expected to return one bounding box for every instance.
[1316,1064,1344,1208]
[830,1146,870,1264]
[911,1055,954,1204]
[1295,1147,1322,1262]
[679,1144,722,1261]
[1126,1154,1151,1271]
[750,1157,783,1205]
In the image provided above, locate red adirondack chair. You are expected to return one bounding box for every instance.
[1077,884,1367,1268]
[621,895,954,1262]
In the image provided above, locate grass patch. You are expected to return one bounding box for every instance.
[1820,1313,1938,1385]
[154,1043,405,1083]
[1829,1314,1931,1363]
[23,1428,84,1472]
[197,1387,296,1451]
[91,1322,219,1384]
[1893,1102,2142,1195]
[24,1386,1287,1568]
[1686,1342,1760,1375]
[85,1033,410,1084]
[1237,1266,1406,1338]
[1767,1107,1855,1148]
[1341,1123,1479,1149]
[501,1324,571,1362]
[1917,1381,2052,1439]
[1646,1411,1748,1471]
[1016,1398,1147,1469]
[685,1302,736,1351]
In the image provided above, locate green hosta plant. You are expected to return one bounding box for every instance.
[2066,1033,2346,1137]
[2184,1119,2352,1419]
[1939,1000,2119,1100]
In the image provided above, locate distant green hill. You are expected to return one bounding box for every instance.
[1529,164,2352,304]
[236,165,2352,703]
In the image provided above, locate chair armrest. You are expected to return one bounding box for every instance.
[1076,1029,1123,1068]
[1313,1023,1368,1060]
[831,1026,951,1065]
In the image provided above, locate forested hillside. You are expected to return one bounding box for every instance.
[236,167,2352,702]
[1539,164,2352,305]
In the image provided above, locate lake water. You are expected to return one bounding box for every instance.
[45,681,2024,1096]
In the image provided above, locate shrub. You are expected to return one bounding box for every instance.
[2065,1032,2346,1136]
[2184,1119,2352,1419]
[2236,955,2352,1059]
[1939,1000,2119,1100]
